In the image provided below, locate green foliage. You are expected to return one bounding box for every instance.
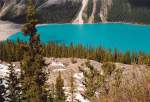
[22,0,39,49]
[48,83,55,102]
[37,0,82,23]
[0,40,25,62]
[102,62,116,76]
[55,72,66,102]
[0,64,21,102]
[123,51,131,64]
[70,72,75,102]
[6,64,21,102]
[108,0,150,24]
[113,68,123,88]
[0,79,6,102]
[20,0,47,101]
[94,0,101,22]
[80,61,105,100]
[1,40,150,65]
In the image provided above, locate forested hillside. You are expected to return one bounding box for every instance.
[0,0,150,24]
[1,1,150,102]
[108,0,150,24]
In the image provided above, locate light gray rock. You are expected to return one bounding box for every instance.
[0,0,80,23]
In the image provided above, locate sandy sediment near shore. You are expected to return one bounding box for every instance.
[0,20,21,41]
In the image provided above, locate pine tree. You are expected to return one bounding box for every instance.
[113,49,118,62]
[21,0,47,101]
[84,63,97,99]
[131,52,138,64]
[70,72,75,102]
[101,62,116,76]
[6,64,21,102]
[48,83,55,102]
[21,43,47,102]
[22,0,39,53]
[123,51,131,64]
[55,72,66,102]
[82,61,105,100]
[0,78,5,102]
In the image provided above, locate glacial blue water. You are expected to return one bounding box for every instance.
[8,23,150,53]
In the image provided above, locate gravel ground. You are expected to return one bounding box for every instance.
[0,20,21,41]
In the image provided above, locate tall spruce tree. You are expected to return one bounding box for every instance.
[0,78,5,102]
[55,72,66,102]
[70,72,75,102]
[48,83,55,102]
[6,64,21,102]
[21,0,47,101]
[80,61,105,100]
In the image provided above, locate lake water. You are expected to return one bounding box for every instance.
[8,23,150,53]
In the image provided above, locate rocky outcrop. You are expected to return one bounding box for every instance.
[0,0,81,23]
[100,0,112,22]
[0,0,35,23]
[87,0,96,23]
[73,0,112,23]
[73,0,88,24]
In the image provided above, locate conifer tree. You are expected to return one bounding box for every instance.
[6,64,21,102]
[0,78,5,102]
[123,51,131,64]
[55,72,66,102]
[70,72,75,102]
[113,49,118,62]
[84,63,97,99]
[21,0,47,101]
[82,61,105,100]
[101,62,116,76]
[48,83,55,102]
[22,0,39,51]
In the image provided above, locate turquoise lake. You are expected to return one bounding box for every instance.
[8,23,150,53]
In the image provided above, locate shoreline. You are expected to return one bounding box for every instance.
[0,20,21,41]
[37,21,150,27]
[1,20,150,41]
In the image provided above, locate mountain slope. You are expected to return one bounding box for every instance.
[0,0,150,24]
[1,58,150,102]
[0,0,82,23]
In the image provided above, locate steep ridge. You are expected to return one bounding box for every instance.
[87,0,96,23]
[100,0,112,22]
[74,0,112,23]
[0,0,16,18]
[0,0,81,23]
[0,0,150,24]
[73,0,88,24]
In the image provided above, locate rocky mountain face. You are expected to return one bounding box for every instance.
[0,0,72,23]
[0,0,150,24]
[74,0,150,24]
[73,0,113,23]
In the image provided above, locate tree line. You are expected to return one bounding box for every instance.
[0,40,150,65]
[0,0,150,101]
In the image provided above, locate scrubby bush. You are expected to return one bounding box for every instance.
[102,62,116,76]
[71,58,77,64]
